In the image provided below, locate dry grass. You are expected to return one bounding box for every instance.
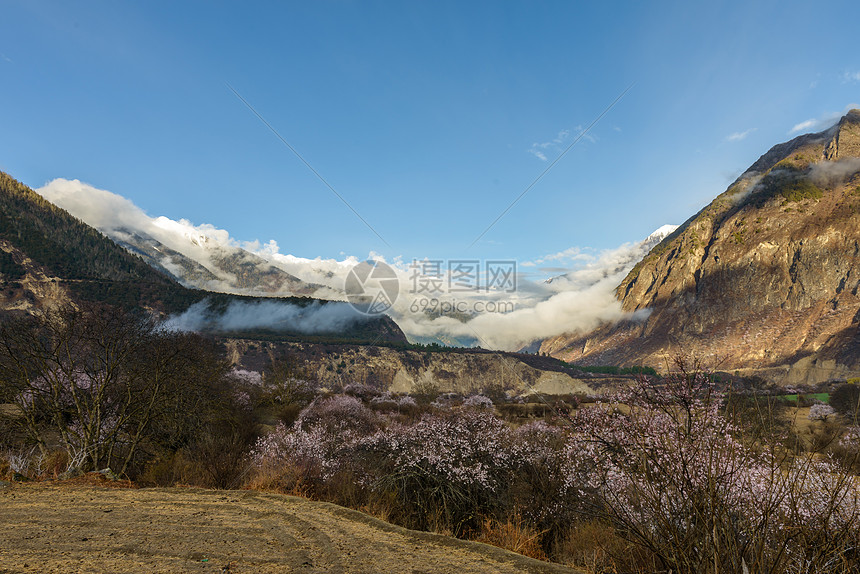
[59,471,137,489]
[473,514,548,561]
[0,403,19,417]
[243,462,315,498]
[556,520,657,574]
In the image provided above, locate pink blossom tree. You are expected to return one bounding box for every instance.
[568,362,860,573]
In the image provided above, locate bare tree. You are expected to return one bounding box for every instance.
[0,304,230,476]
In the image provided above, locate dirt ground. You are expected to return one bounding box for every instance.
[0,481,580,574]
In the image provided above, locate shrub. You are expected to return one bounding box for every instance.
[397,395,417,408]
[831,383,860,421]
[369,392,398,411]
[507,421,579,541]
[557,520,659,573]
[251,422,346,490]
[462,394,493,409]
[723,392,789,442]
[343,383,381,402]
[244,362,860,570]
[183,420,257,489]
[411,380,441,405]
[831,427,860,473]
[0,304,234,478]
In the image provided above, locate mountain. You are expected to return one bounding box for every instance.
[541,110,860,384]
[33,179,320,297]
[108,226,320,296]
[0,171,406,344]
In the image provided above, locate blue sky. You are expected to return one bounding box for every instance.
[1,0,858,271]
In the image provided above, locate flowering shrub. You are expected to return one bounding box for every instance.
[809,402,837,421]
[462,394,493,409]
[369,391,398,410]
[507,421,579,534]
[397,395,417,408]
[343,383,381,401]
[252,422,348,485]
[251,395,380,492]
[295,395,381,435]
[228,368,263,387]
[840,426,860,451]
[358,410,517,533]
[246,362,860,570]
[567,365,860,573]
[429,393,460,410]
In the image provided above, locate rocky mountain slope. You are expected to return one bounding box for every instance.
[108,225,320,297]
[220,338,646,397]
[541,110,860,384]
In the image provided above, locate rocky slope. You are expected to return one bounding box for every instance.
[223,339,623,396]
[109,226,321,296]
[541,110,860,385]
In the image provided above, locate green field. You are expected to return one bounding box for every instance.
[782,392,830,404]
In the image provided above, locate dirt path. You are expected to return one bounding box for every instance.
[0,483,580,574]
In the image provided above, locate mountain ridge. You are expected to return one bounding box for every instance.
[541,110,860,384]
[34,178,321,298]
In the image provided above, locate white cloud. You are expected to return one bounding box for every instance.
[394,232,672,350]
[788,105,860,135]
[808,158,860,187]
[725,128,756,142]
[36,179,295,295]
[164,299,366,334]
[573,125,596,144]
[842,71,860,83]
[521,246,592,268]
[789,119,818,134]
[527,129,574,161]
[528,149,548,161]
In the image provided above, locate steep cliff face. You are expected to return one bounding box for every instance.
[541,110,860,384]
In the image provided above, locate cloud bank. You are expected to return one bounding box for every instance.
[163,299,367,334]
[393,225,675,350]
[809,158,860,187]
[37,179,675,351]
